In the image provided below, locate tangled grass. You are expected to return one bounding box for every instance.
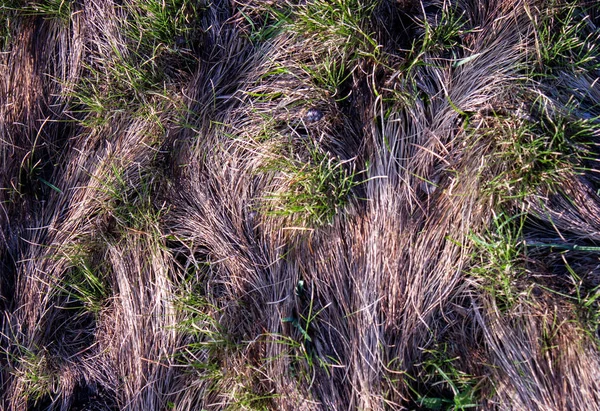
[1,0,600,409]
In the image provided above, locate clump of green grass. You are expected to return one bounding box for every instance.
[560,258,600,340]
[236,3,287,45]
[7,344,57,408]
[95,163,164,235]
[288,0,379,58]
[478,101,594,204]
[379,1,474,111]
[22,0,72,21]
[262,143,361,227]
[73,62,162,126]
[70,0,200,126]
[527,0,600,76]
[412,343,481,411]
[174,295,231,370]
[72,57,184,129]
[123,0,202,51]
[269,0,379,97]
[121,0,203,77]
[0,0,73,24]
[468,213,528,312]
[486,117,569,201]
[411,1,469,60]
[57,249,109,316]
[302,50,355,99]
[524,251,600,344]
[280,279,338,381]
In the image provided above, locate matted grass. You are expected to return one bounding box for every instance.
[1,0,600,409]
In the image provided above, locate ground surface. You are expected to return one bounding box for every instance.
[1,0,600,410]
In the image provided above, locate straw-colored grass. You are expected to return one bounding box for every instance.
[1,0,600,409]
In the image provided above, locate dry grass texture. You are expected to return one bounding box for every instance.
[1,0,600,410]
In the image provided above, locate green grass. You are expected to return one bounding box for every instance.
[534,255,600,343]
[301,51,355,99]
[123,0,202,52]
[412,344,480,410]
[93,163,164,235]
[72,59,167,126]
[237,3,288,45]
[0,1,16,51]
[174,290,278,409]
[0,0,72,51]
[1,0,73,22]
[487,118,568,200]
[281,279,337,375]
[562,259,600,340]
[477,100,596,204]
[413,1,468,59]
[8,344,57,407]
[288,0,379,57]
[262,143,361,227]
[173,294,234,404]
[175,296,231,367]
[56,250,109,315]
[69,0,200,127]
[468,213,528,312]
[527,0,600,76]
[19,352,55,406]
[373,1,476,115]
[270,0,380,97]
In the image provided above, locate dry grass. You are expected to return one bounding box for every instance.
[1,0,600,409]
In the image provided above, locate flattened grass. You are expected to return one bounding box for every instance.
[2,0,600,409]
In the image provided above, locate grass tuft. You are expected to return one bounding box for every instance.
[527,0,600,76]
[262,142,361,227]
